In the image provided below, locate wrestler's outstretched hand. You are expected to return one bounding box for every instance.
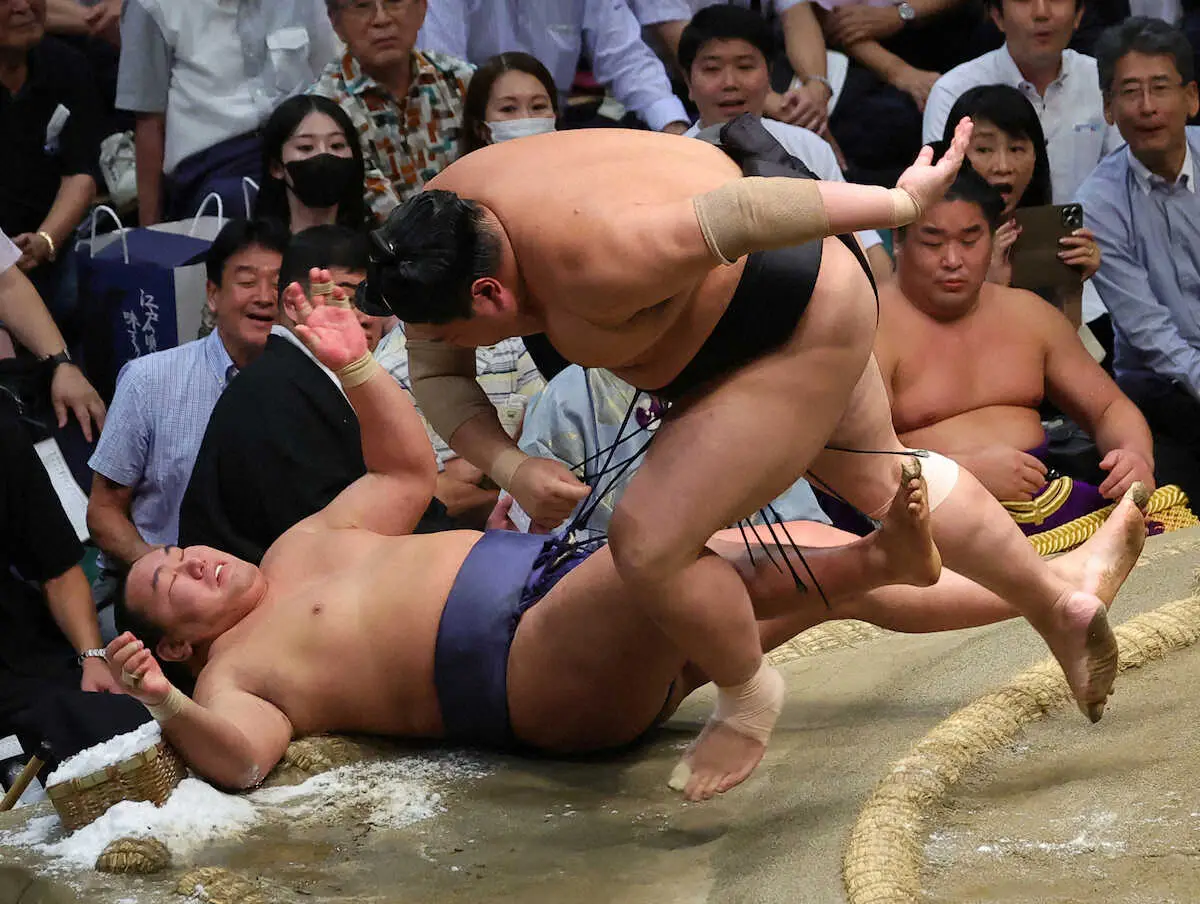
[283,268,369,373]
[105,632,172,706]
[896,116,974,215]
[510,456,591,530]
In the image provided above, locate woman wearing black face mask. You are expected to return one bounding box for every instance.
[255,96,369,233]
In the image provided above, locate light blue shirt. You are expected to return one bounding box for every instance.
[1076,127,1200,398]
[89,330,237,557]
[520,366,830,538]
[417,0,688,131]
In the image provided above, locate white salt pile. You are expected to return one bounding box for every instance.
[43,778,257,869]
[1,751,492,873]
[46,722,163,786]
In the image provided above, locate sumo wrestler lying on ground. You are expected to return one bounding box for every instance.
[104,275,1148,802]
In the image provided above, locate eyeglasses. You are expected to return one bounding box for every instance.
[1113,80,1186,105]
[336,0,417,21]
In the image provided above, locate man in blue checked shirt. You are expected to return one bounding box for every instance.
[86,220,289,607]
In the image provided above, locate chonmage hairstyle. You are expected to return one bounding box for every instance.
[943,84,1053,209]
[255,94,369,231]
[363,190,499,324]
[460,52,561,156]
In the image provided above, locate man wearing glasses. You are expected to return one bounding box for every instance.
[1077,17,1200,509]
[309,0,475,221]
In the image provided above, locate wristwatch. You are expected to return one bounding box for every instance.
[42,349,73,372]
[897,1,916,21]
[78,648,108,665]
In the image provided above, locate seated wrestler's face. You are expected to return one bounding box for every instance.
[0,0,46,54]
[687,38,771,127]
[897,200,992,320]
[126,545,265,647]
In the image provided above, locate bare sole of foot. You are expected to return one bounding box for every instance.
[872,457,943,588]
[1042,591,1120,723]
[668,665,784,802]
[1073,482,1149,608]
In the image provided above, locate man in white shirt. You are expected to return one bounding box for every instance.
[417,0,690,133]
[679,4,892,282]
[117,0,338,224]
[923,0,1122,203]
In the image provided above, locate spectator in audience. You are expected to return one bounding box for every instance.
[180,225,454,563]
[816,0,985,185]
[631,0,835,134]
[45,0,119,44]
[459,52,559,155]
[255,95,370,234]
[1,228,105,441]
[0,398,118,712]
[0,0,101,329]
[118,0,337,225]
[519,364,832,536]
[941,86,1102,328]
[875,167,1155,529]
[86,219,288,604]
[924,0,1119,198]
[309,0,475,221]
[678,5,892,282]
[1077,17,1200,506]
[418,0,690,133]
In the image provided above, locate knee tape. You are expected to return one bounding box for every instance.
[911,450,958,512]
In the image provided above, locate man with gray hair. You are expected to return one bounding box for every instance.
[1076,16,1200,506]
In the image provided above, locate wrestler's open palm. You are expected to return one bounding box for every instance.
[896,116,973,215]
[285,268,368,372]
[105,632,172,706]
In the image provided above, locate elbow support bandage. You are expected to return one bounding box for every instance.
[408,339,529,486]
[692,178,923,265]
[407,339,494,443]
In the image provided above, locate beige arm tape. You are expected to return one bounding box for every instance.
[692,177,923,265]
[145,684,188,723]
[337,353,382,389]
[407,338,494,445]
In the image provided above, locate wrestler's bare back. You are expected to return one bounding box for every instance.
[877,280,1055,452]
[427,129,749,389]
[197,527,482,741]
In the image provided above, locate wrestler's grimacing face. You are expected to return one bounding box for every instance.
[128,545,263,643]
[898,200,992,319]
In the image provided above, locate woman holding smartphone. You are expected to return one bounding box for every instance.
[942,86,1101,302]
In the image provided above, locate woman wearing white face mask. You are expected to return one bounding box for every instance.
[461,52,560,156]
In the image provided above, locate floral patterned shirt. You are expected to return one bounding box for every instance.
[309,49,474,220]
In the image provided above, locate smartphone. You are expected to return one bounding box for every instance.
[1009,203,1085,291]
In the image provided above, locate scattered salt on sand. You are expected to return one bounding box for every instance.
[0,751,491,872]
[46,723,163,786]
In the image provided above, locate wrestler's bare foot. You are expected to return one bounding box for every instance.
[1037,591,1120,723]
[668,663,785,802]
[869,458,943,588]
[1052,483,1149,608]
